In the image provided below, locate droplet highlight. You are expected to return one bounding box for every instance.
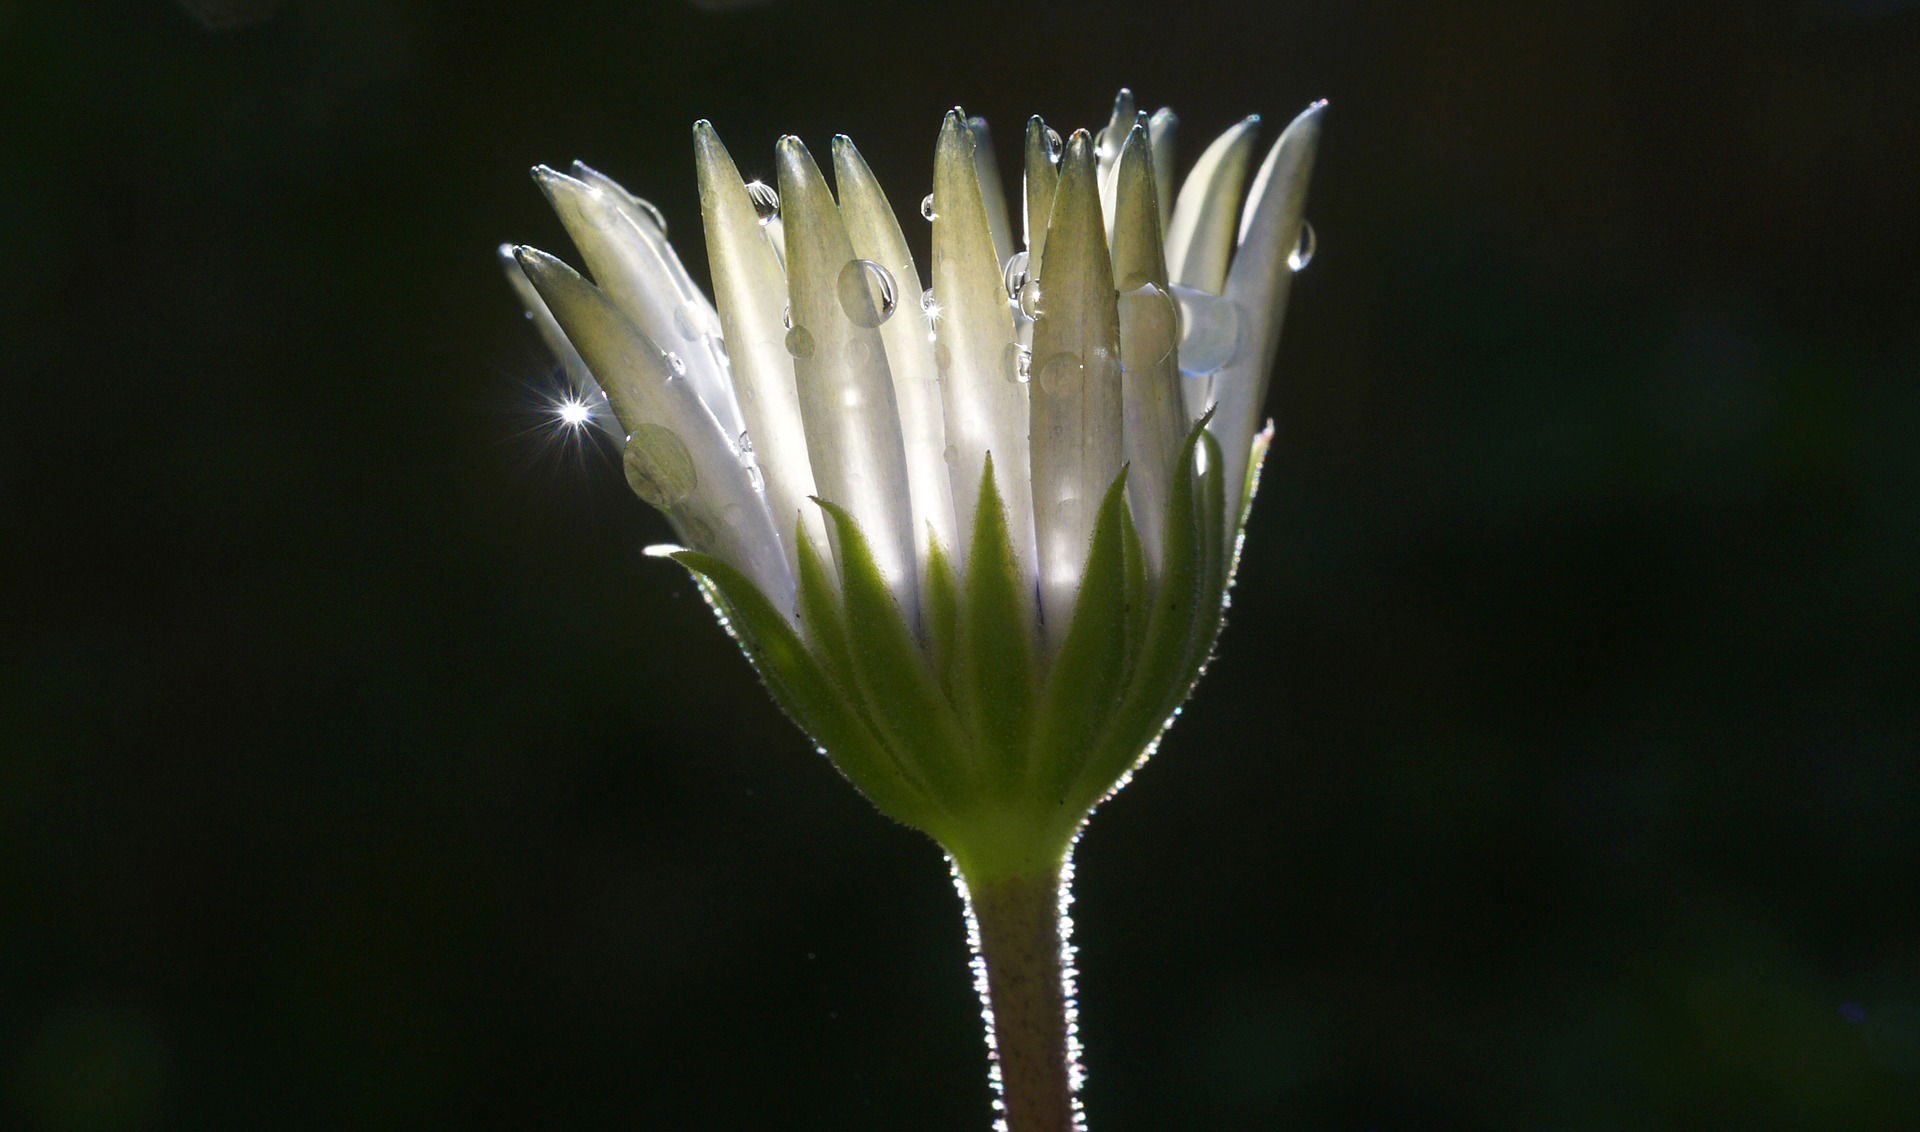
[1288,220,1317,273]
[920,193,937,221]
[746,181,780,224]
[837,259,898,329]
[1002,251,1030,300]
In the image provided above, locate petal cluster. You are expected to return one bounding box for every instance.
[504,90,1322,864]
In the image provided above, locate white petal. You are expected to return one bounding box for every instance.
[833,134,958,563]
[1095,89,1138,244]
[1215,101,1325,528]
[966,116,1015,271]
[1029,130,1124,646]
[774,136,920,612]
[568,161,745,438]
[1109,127,1186,578]
[1147,107,1179,235]
[1164,114,1262,293]
[515,246,793,609]
[932,110,1036,588]
[692,120,828,573]
[1022,116,1060,279]
[532,166,744,443]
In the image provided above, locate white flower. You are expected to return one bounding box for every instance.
[502,89,1321,874]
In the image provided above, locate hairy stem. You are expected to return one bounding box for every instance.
[958,860,1080,1131]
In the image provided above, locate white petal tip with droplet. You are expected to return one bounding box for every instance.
[643,543,689,559]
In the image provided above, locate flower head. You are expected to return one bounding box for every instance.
[503,89,1322,879]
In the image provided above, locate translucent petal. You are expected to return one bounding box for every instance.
[773,136,919,612]
[1028,130,1124,647]
[1214,101,1325,530]
[1022,116,1060,279]
[1109,126,1186,577]
[514,246,792,608]
[966,116,1015,270]
[1146,107,1178,234]
[1095,89,1138,243]
[531,165,744,442]
[692,120,827,571]
[569,160,744,437]
[833,134,958,564]
[932,110,1035,589]
[1164,115,1262,293]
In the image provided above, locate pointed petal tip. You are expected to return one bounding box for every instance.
[642,542,689,559]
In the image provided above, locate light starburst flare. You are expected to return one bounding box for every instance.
[501,88,1322,1132]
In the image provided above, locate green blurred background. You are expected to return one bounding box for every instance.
[3,0,1917,1127]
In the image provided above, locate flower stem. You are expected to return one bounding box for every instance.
[959,862,1079,1132]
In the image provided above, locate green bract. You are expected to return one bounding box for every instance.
[503,89,1321,883]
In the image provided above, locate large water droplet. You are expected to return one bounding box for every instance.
[1118,283,1178,367]
[622,424,697,509]
[1017,280,1044,320]
[746,181,780,224]
[837,259,898,328]
[1045,127,1064,161]
[1169,284,1243,376]
[1002,251,1030,300]
[784,325,816,358]
[920,193,937,221]
[1036,351,1084,396]
[1003,341,1033,384]
[1288,220,1316,272]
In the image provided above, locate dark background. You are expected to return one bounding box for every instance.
[4,0,1917,1128]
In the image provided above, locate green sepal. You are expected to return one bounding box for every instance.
[654,548,939,833]
[811,498,976,806]
[956,455,1037,792]
[923,533,962,698]
[1062,417,1227,813]
[795,521,860,696]
[1036,468,1137,802]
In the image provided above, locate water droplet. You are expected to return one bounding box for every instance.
[1046,127,1064,160]
[942,443,960,466]
[1017,280,1043,320]
[633,196,669,235]
[707,332,730,363]
[1118,283,1178,366]
[837,259,898,328]
[744,464,764,493]
[736,430,754,457]
[843,338,873,368]
[933,341,953,373]
[784,325,816,358]
[1002,251,1030,300]
[622,424,697,509]
[1287,219,1316,272]
[781,305,793,330]
[1169,284,1243,376]
[1003,341,1033,383]
[664,351,687,376]
[746,181,780,224]
[920,193,937,221]
[1036,351,1084,396]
